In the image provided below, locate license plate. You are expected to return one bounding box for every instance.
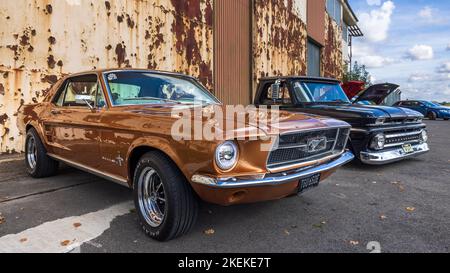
[402,144,414,154]
[298,174,321,193]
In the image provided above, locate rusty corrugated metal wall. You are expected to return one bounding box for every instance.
[307,0,325,46]
[0,0,213,153]
[214,0,251,105]
[321,12,343,79]
[0,0,345,154]
[253,0,308,96]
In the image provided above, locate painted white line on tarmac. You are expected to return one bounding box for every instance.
[0,201,134,253]
[0,157,24,164]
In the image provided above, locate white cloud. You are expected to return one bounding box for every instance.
[367,0,381,6]
[447,44,450,51]
[437,62,450,73]
[417,6,448,25]
[353,44,394,68]
[358,1,395,42]
[408,73,431,82]
[405,45,434,60]
[418,6,433,19]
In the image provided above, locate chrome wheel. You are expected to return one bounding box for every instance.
[137,167,167,227]
[27,136,37,170]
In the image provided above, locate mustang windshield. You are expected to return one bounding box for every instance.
[104,71,220,106]
[292,81,351,104]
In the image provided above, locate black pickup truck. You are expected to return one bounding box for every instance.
[254,76,430,165]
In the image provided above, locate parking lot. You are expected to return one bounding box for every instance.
[0,120,449,253]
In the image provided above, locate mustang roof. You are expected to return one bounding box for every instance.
[65,68,196,79]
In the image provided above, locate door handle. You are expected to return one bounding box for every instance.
[51,110,61,115]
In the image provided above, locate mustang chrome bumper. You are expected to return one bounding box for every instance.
[191,151,354,188]
[360,143,429,165]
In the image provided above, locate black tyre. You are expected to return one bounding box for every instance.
[427,111,437,120]
[133,151,198,241]
[444,118,449,121]
[25,128,59,178]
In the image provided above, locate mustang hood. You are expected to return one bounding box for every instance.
[122,104,349,137]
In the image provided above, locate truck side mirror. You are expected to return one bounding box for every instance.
[271,80,281,101]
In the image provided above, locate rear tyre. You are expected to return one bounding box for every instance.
[427,111,437,120]
[25,128,59,178]
[133,151,198,241]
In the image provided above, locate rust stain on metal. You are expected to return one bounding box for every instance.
[0,0,214,153]
[253,0,307,94]
[321,13,343,79]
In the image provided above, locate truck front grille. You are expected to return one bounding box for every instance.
[385,128,423,148]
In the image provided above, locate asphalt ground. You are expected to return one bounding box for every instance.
[0,120,449,253]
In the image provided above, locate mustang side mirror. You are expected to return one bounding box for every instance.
[271,80,281,102]
[75,95,95,110]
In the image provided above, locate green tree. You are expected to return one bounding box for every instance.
[343,62,373,87]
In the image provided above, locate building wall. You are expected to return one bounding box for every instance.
[307,0,325,45]
[321,12,343,79]
[253,0,308,95]
[0,0,346,154]
[0,0,213,153]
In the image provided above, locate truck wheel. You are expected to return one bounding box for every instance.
[25,128,59,178]
[133,151,198,241]
[427,111,437,120]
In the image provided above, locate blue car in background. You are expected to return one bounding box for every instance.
[394,100,450,120]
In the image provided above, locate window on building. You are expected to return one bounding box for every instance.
[342,22,349,43]
[307,40,321,77]
[326,0,342,25]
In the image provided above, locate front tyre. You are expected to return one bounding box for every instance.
[133,151,198,241]
[25,128,59,178]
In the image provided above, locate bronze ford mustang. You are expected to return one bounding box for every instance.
[18,69,354,241]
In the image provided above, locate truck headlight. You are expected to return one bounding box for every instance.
[370,133,386,150]
[215,141,238,171]
[420,130,428,143]
[375,118,386,125]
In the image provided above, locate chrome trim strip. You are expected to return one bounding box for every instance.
[279,125,350,136]
[192,151,355,188]
[385,130,423,139]
[47,153,129,187]
[360,143,429,165]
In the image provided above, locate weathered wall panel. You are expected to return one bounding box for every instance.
[307,0,325,46]
[321,13,343,79]
[253,0,307,96]
[0,0,213,153]
[214,0,251,105]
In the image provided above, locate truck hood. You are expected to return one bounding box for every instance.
[353,83,400,105]
[120,104,349,137]
[304,103,424,119]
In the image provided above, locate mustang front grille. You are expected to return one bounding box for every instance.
[267,128,350,169]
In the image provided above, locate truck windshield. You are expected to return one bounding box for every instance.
[104,71,220,106]
[292,81,351,104]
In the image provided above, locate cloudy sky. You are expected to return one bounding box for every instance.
[348,0,450,102]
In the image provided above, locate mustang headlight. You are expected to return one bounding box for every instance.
[420,130,428,143]
[215,141,238,171]
[370,133,386,150]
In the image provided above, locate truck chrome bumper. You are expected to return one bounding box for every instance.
[360,143,429,165]
[191,151,354,188]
